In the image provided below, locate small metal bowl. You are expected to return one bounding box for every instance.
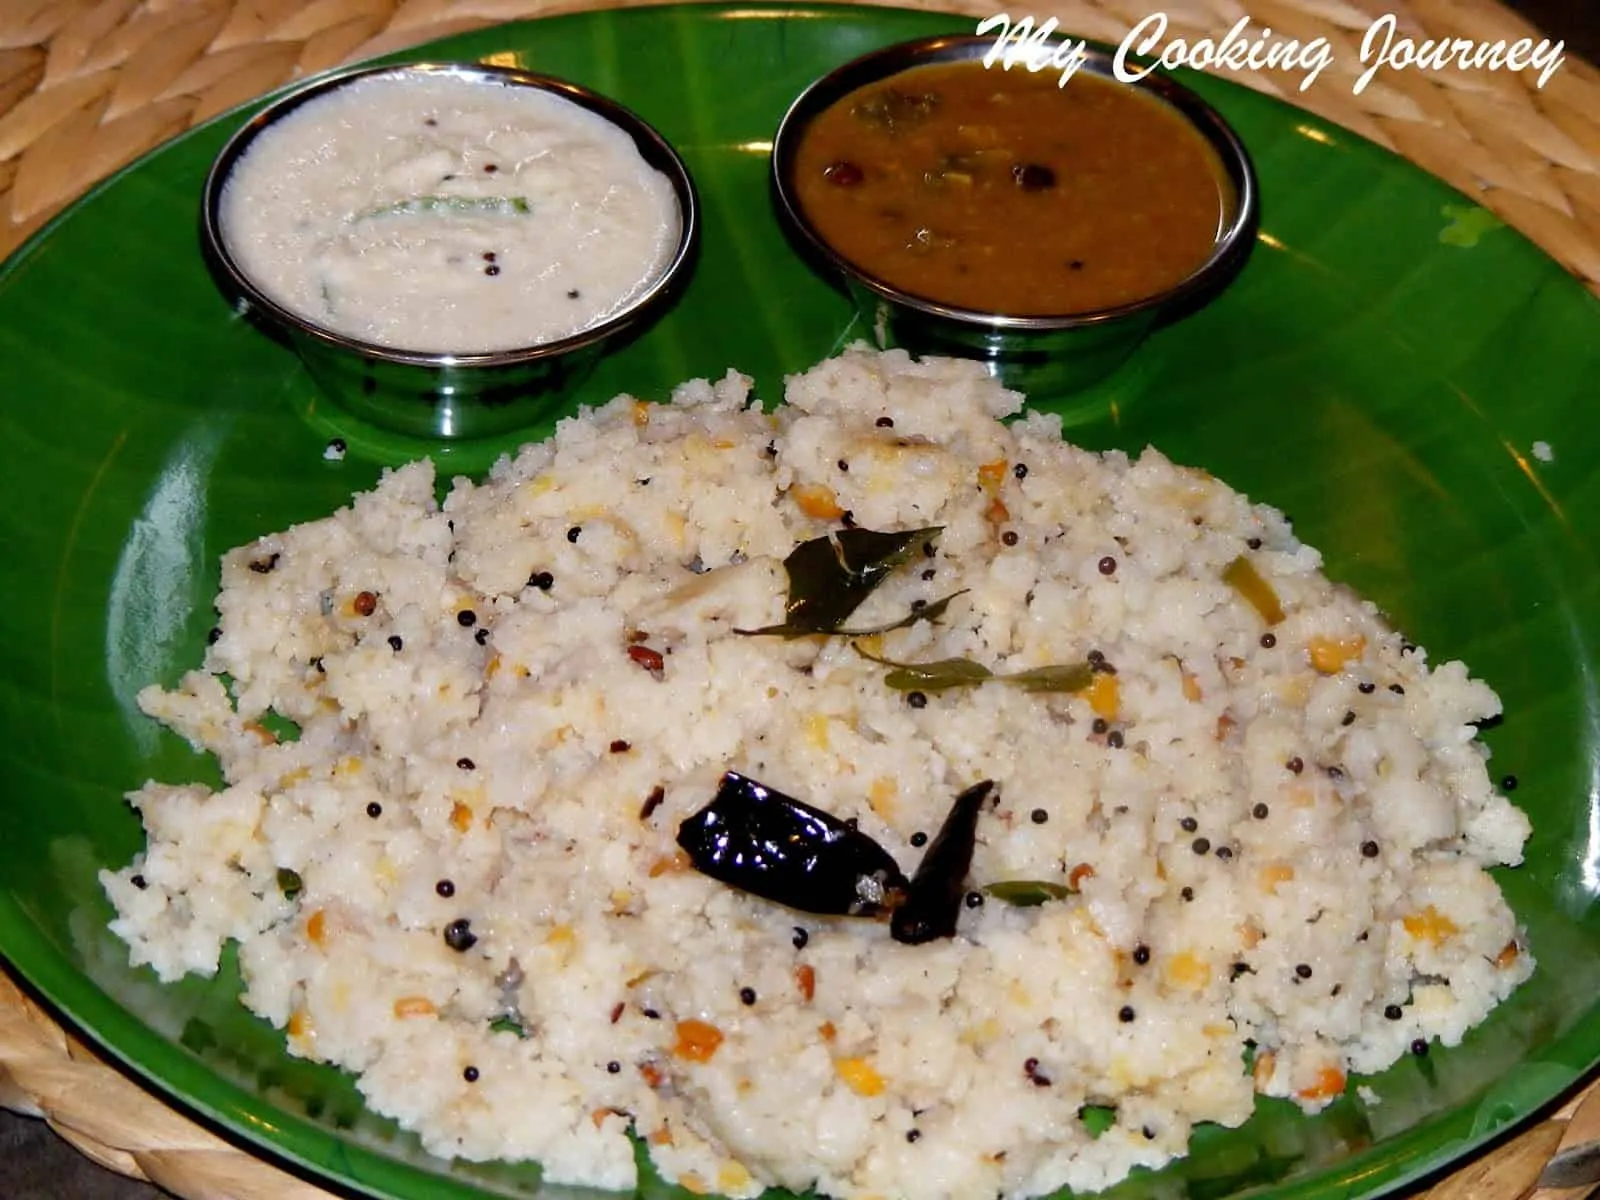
[771,36,1258,399]
[202,62,698,441]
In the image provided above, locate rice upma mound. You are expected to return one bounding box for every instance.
[104,348,1532,1200]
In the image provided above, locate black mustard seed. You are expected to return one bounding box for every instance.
[444,918,477,952]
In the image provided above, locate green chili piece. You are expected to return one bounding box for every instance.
[355,196,532,222]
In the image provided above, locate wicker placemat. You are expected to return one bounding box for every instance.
[3,1,1600,1198]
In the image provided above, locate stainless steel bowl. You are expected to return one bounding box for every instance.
[771,35,1258,399]
[201,62,698,441]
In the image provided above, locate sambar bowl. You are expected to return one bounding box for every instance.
[771,35,1258,398]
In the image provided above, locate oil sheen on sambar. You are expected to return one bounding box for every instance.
[794,63,1232,316]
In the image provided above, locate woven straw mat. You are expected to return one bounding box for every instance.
[2,1,1599,1199]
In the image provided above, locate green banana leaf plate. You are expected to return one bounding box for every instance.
[2,5,1598,1200]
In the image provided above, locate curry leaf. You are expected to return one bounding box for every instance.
[884,658,995,691]
[736,526,941,638]
[856,646,996,692]
[834,590,967,636]
[856,645,1095,695]
[983,880,1074,906]
[1002,662,1095,693]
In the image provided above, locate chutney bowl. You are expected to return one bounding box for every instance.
[201,61,699,441]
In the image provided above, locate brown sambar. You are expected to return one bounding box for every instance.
[792,61,1234,316]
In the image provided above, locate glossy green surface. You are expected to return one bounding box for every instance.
[2,6,1598,1200]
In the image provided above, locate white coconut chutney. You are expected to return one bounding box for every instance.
[218,70,682,354]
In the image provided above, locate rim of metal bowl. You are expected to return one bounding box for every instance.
[200,61,699,368]
[770,35,1260,333]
